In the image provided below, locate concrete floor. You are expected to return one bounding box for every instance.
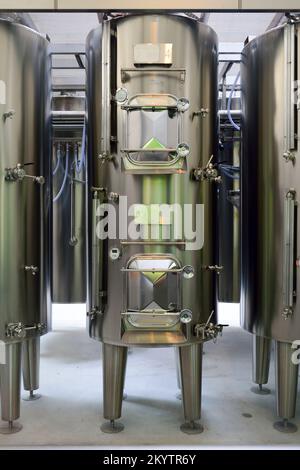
[0,326,299,448]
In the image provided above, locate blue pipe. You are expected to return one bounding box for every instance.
[75,122,86,174]
[219,163,240,180]
[53,143,69,203]
[52,143,61,176]
[227,72,241,131]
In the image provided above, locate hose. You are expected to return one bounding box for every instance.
[75,122,86,174]
[219,163,240,180]
[227,72,241,131]
[53,143,69,203]
[52,143,61,176]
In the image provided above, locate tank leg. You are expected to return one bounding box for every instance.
[0,342,23,434]
[100,343,128,434]
[123,348,132,401]
[22,337,41,401]
[178,343,204,434]
[273,340,299,433]
[174,347,182,400]
[251,335,271,395]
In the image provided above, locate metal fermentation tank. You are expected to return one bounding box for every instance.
[52,95,86,303]
[241,21,300,432]
[0,20,51,433]
[86,14,224,434]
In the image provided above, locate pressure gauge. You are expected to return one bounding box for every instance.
[115,87,128,104]
[109,247,121,261]
[180,309,193,324]
[176,142,190,158]
[177,97,190,112]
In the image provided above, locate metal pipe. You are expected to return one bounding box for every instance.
[101,21,111,159]
[120,240,186,246]
[91,193,103,310]
[218,110,241,117]
[218,85,241,91]
[69,171,78,246]
[52,111,85,117]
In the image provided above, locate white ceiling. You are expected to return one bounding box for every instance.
[31,12,278,44]
[30,13,98,87]
[29,12,280,87]
[209,12,275,42]
[30,12,98,43]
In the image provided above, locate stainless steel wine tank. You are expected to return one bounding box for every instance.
[0,19,51,433]
[241,21,300,433]
[86,14,223,434]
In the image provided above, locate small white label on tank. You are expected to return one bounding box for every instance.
[0,80,6,105]
[0,341,6,364]
[134,43,173,65]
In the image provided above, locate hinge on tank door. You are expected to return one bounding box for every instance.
[6,322,46,339]
[192,108,209,119]
[203,265,224,275]
[282,307,294,320]
[194,311,228,343]
[98,151,114,164]
[91,186,106,195]
[192,155,221,183]
[24,265,39,276]
[283,151,296,163]
[87,307,104,321]
[90,186,119,203]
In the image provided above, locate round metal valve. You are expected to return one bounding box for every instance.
[176,142,190,158]
[177,98,190,112]
[115,87,128,104]
[12,323,26,339]
[15,165,26,180]
[182,265,195,279]
[180,309,193,324]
